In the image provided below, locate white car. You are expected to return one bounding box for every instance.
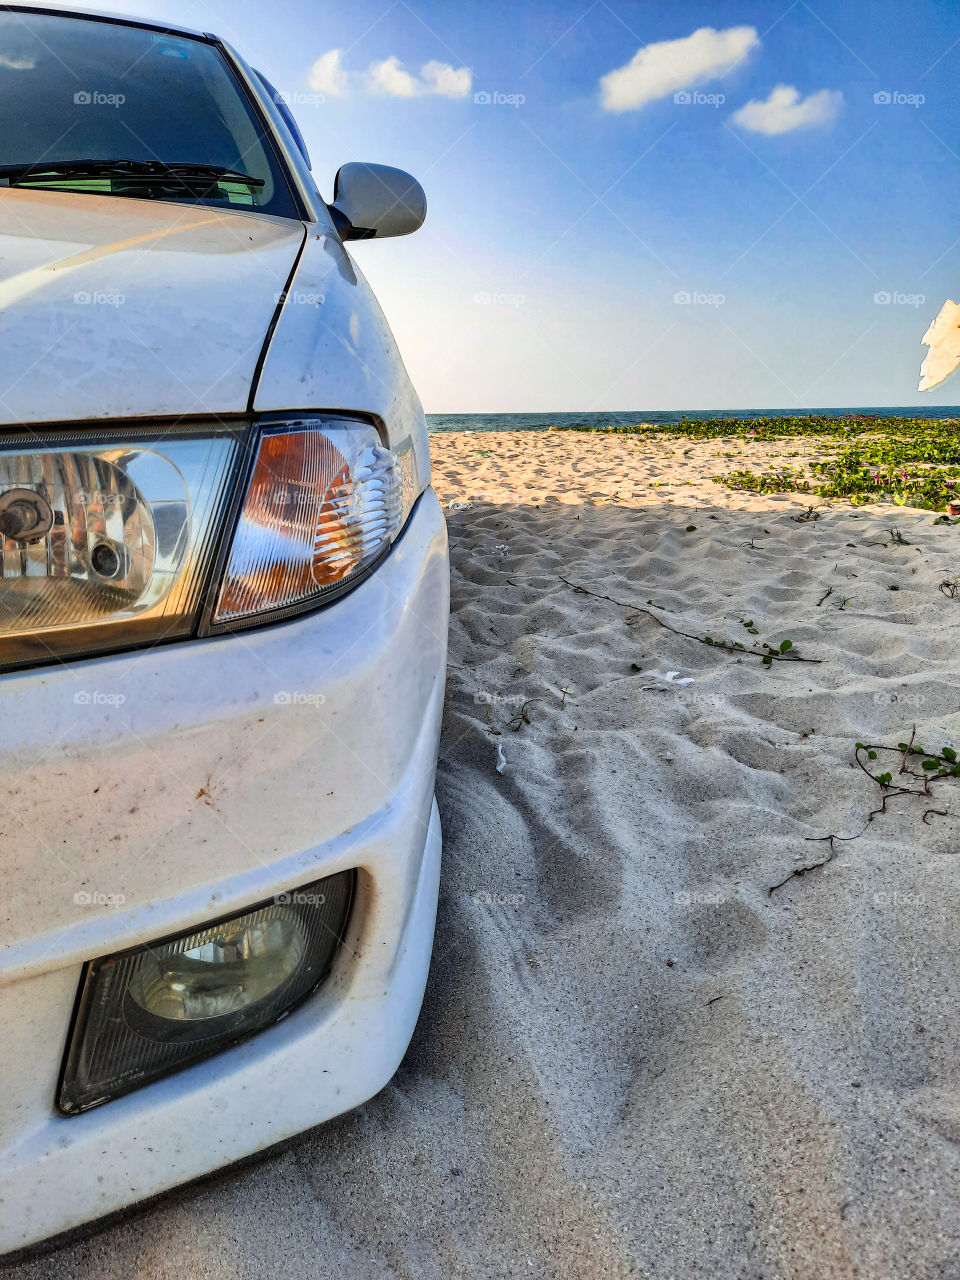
[0,3,448,1255]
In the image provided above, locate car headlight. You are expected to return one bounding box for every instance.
[59,869,355,1113]
[0,416,419,669]
[0,423,239,670]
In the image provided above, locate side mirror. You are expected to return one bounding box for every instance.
[329,163,426,241]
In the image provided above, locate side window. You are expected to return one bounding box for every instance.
[254,70,312,171]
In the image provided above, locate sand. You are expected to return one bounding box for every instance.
[8,429,960,1280]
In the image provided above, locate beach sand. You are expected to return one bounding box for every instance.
[9,429,960,1280]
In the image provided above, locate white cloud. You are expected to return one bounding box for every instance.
[366,55,471,99]
[0,53,36,70]
[419,59,472,99]
[367,55,421,98]
[600,25,757,112]
[308,49,347,98]
[304,49,471,101]
[731,84,843,134]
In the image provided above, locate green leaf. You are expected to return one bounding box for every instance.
[922,759,939,770]
[856,742,866,751]
[867,749,877,760]
[877,772,893,785]
[779,639,793,652]
[762,655,773,666]
[943,747,957,762]
[685,525,696,532]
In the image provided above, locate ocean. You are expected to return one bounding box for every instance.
[425,408,960,434]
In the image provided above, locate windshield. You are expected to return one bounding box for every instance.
[0,9,298,216]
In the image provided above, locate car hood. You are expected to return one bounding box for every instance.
[0,188,305,425]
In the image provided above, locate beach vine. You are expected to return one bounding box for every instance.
[769,729,960,894]
[558,576,817,666]
[558,415,960,511]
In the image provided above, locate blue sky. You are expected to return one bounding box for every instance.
[63,0,960,411]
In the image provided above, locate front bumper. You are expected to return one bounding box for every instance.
[0,487,449,1256]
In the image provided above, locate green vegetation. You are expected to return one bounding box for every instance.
[856,738,960,786]
[558,416,960,511]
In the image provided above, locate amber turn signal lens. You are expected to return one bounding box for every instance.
[214,421,402,626]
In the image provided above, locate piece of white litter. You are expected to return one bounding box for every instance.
[659,671,694,685]
[495,741,506,773]
[447,500,472,510]
[919,299,960,391]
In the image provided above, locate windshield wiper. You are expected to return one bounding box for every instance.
[0,159,264,188]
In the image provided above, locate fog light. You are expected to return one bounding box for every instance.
[59,870,355,1114]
